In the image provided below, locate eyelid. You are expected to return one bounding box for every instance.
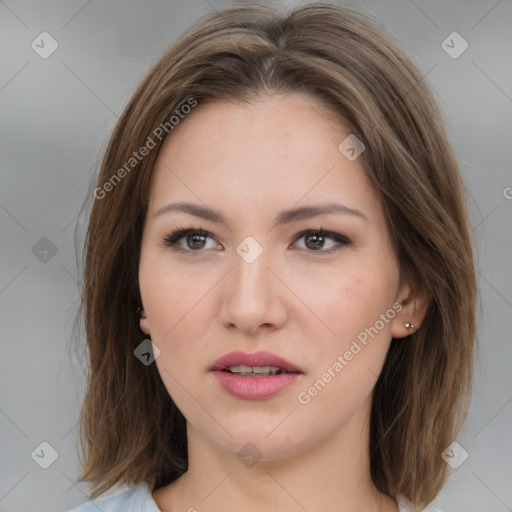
[293,227,351,247]
[162,226,351,254]
[161,226,216,252]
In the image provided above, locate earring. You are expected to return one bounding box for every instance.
[404,321,415,329]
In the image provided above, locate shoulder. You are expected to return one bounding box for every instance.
[67,482,160,512]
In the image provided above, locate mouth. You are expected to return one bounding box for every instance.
[210,350,303,375]
[220,365,297,377]
[210,351,303,400]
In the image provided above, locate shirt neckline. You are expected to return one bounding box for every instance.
[135,481,420,512]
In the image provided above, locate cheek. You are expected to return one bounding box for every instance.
[306,263,398,346]
[138,252,210,372]
[296,264,399,410]
[141,269,210,408]
[295,269,397,421]
[139,246,209,330]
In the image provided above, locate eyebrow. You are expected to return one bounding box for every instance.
[154,201,368,224]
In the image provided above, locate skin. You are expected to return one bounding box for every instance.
[138,92,429,512]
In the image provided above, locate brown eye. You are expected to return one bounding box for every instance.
[293,229,350,254]
[304,232,326,251]
[163,227,350,255]
[163,228,217,253]
[186,233,207,250]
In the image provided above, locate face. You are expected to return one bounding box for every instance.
[138,93,416,461]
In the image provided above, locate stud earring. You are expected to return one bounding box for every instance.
[404,321,415,329]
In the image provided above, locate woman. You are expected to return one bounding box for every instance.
[69,2,477,511]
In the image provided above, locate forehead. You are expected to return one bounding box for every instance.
[147,93,383,226]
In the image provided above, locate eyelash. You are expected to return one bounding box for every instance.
[161,224,351,255]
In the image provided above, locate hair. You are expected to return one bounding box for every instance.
[75,2,478,508]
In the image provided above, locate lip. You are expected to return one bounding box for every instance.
[210,351,303,400]
[210,350,303,373]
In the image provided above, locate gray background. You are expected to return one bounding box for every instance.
[1,0,511,511]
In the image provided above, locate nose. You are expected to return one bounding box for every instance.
[218,245,288,336]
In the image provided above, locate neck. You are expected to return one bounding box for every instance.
[153,394,397,512]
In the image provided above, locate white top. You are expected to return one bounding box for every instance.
[67,481,444,511]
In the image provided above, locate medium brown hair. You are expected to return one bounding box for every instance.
[75,2,477,508]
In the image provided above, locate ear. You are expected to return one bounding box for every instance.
[391,273,431,339]
[139,308,151,335]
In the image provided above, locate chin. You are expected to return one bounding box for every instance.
[206,419,310,461]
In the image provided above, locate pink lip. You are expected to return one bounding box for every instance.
[210,351,303,400]
[210,350,302,373]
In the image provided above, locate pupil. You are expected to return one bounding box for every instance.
[306,233,324,250]
[189,234,205,249]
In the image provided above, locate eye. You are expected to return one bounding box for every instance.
[291,228,350,254]
[162,226,350,255]
[162,226,218,253]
